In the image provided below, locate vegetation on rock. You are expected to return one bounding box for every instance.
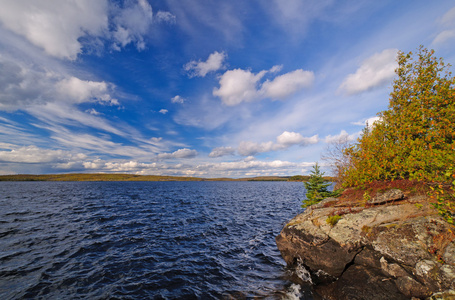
[333,46,455,224]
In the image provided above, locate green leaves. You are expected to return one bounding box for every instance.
[302,163,341,208]
[341,46,455,187]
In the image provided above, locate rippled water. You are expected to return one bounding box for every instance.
[0,181,314,299]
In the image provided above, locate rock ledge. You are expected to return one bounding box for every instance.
[276,190,455,300]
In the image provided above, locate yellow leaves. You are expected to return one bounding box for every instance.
[341,46,455,188]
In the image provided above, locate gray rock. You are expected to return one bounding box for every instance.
[369,189,404,204]
[276,190,455,299]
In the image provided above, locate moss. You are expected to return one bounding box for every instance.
[326,215,341,226]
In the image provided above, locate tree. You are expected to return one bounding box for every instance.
[302,163,336,208]
[342,46,455,187]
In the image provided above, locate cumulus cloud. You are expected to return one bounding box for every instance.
[213,68,266,106]
[339,48,398,95]
[56,76,117,105]
[0,0,174,59]
[159,109,168,114]
[209,146,235,158]
[260,69,314,100]
[157,148,198,160]
[171,95,185,104]
[213,67,314,106]
[185,51,227,77]
[276,131,318,146]
[111,0,154,51]
[324,130,358,144]
[0,57,117,111]
[351,116,382,127]
[237,131,319,156]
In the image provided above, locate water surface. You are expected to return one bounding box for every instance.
[0,181,313,299]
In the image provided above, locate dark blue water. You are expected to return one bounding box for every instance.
[0,181,314,299]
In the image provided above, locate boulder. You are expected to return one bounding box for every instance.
[276,192,455,299]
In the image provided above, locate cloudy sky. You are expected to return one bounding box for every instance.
[0,0,454,177]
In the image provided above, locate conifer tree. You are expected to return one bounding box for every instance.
[302,163,334,208]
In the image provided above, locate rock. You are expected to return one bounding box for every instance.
[380,257,410,278]
[368,189,404,204]
[395,276,431,298]
[428,290,455,300]
[354,247,382,269]
[276,190,455,299]
[315,265,408,300]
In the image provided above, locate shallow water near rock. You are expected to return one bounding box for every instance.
[0,181,314,299]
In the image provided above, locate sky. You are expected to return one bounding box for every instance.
[0,0,455,178]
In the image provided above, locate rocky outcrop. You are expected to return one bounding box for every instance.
[276,190,455,300]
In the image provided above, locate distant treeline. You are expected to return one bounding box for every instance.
[0,173,335,182]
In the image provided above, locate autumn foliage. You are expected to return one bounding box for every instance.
[341,47,455,187]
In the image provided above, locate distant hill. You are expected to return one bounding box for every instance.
[0,173,335,182]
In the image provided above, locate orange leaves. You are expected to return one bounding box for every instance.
[341,46,455,188]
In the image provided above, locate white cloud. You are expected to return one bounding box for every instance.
[185,51,227,77]
[433,8,455,44]
[433,30,455,44]
[339,48,398,95]
[156,11,176,23]
[441,6,455,26]
[0,144,86,163]
[324,130,358,144]
[237,131,319,156]
[157,148,198,160]
[171,95,185,104]
[276,131,318,146]
[237,141,275,156]
[0,0,174,59]
[111,0,154,51]
[56,76,117,105]
[260,69,314,100]
[86,108,102,116]
[213,68,267,106]
[0,0,108,60]
[0,57,117,111]
[209,146,235,158]
[159,109,168,114]
[269,65,283,73]
[352,116,381,127]
[213,67,314,106]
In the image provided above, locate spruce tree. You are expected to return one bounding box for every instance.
[302,163,334,208]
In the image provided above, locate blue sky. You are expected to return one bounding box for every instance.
[0,0,454,177]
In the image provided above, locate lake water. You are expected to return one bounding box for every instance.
[0,181,314,299]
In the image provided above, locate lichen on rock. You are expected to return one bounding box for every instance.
[276,190,455,299]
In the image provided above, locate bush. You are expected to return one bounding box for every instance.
[341,46,455,187]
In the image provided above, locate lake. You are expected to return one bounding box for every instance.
[0,181,315,299]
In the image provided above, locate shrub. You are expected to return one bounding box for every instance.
[341,46,455,187]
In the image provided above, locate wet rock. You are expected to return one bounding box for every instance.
[315,265,408,300]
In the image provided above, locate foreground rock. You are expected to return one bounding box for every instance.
[276,190,455,300]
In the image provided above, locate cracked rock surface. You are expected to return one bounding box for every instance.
[276,190,455,300]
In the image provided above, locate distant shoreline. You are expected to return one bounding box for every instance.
[0,173,335,182]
